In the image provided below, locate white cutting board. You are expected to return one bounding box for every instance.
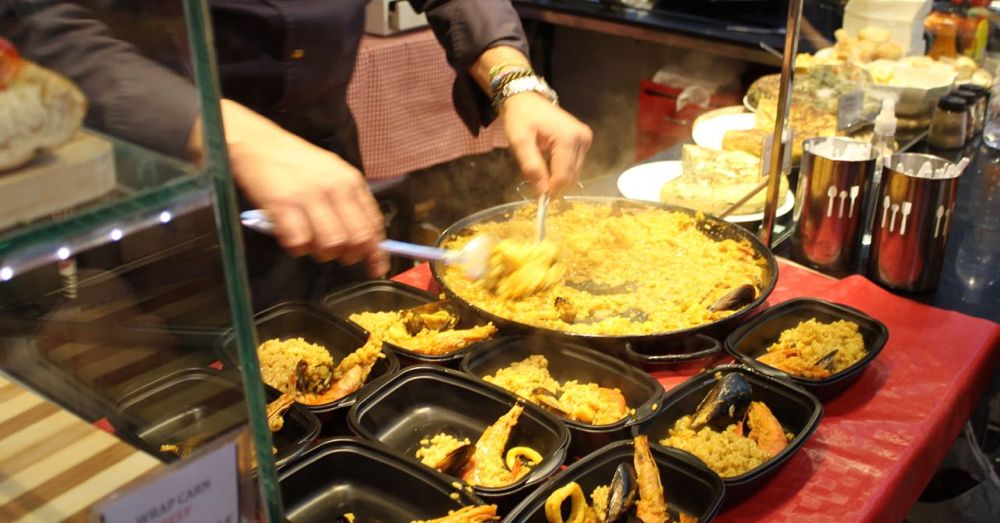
[0,131,116,231]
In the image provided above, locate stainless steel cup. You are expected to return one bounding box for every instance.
[791,137,878,271]
[867,153,963,291]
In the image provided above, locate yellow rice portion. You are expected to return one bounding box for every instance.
[659,415,771,478]
[439,202,768,336]
[349,310,496,355]
[764,318,866,373]
[416,433,471,469]
[258,337,333,394]
[484,355,631,426]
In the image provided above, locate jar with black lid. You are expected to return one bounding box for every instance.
[928,95,969,150]
[958,83,987,134]
[951,89,980,137]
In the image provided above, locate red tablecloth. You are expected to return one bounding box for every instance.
[392,260,1000,523]
[346,30,508,181]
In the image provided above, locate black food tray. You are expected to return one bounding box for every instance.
[635,364,822,499]
[348,364,570,512]
[322,280,492,367]
[724,298,889,399]
[503,439,724,523]
[218,302,399,424]
[461,334,665,458]
[280,437,486,522]
[110,368,318,469]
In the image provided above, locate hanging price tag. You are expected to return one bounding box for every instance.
[93,439,240,523]
[837,90,864,131]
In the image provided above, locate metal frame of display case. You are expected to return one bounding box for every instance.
[0,0,282,520]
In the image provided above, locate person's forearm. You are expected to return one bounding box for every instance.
[469,45,531,95]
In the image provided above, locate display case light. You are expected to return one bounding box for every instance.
[0,267,12,281]
[56,246,71,261]
[159,211,172,223]
[109,228,124,241]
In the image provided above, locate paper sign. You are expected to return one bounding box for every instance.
[759,127,793,178]
[837,90,864,131]
[95,441,239,523]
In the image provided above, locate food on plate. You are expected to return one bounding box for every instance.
[657,373,790,477]
[756,318,866,379]
[544,436,696,523]
[439,201,769,336]
[747,62,873,115]
[349,299,497,355]
[483,355,631,425]
[410,505,499,523]
[258,332,386,406]
[417,404,542,488]
[663,144,789,216]
[0,37,86,171]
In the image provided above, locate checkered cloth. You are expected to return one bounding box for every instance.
[346,29,508,181]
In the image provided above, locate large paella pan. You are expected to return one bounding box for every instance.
[431,197,778,361]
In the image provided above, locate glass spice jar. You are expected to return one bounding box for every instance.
[951,89,980,137]
[959,83,988,134]
[928,95,969,149]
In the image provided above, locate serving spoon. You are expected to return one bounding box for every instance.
[239,209,495,279]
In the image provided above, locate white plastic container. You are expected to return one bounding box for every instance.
[843,0,933,55]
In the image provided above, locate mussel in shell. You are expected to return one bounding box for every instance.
[708,284,757,312]
[605,463,639,523]
[402,299,461,336]
[690,373,752,431]
[531,387,572,418]
[814,349,839,371]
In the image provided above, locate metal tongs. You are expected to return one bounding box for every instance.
[239,209,495,279]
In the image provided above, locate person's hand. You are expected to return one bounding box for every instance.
[218,100,388,277]
[500,92,593,197]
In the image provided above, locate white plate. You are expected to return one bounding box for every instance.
[692,111,757,150]
[616,160,795,223]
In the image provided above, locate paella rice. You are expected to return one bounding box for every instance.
[483,355,631,425]
[757,318,866,379]
[417,433,471,469]
[439,201,768,336]
[658,414,773,478]
[258,337,333,394]
[349,310,497,355]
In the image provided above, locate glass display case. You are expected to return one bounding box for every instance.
[0,1,281,520]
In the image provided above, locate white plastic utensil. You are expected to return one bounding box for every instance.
[239,209,496,279]
[827,185,838,217]
[889,203,900,232]
[934,205,945,238]
[881,195,891,228]
[900,201,912,235]
[848,185,860,217]
[838,190,848,218]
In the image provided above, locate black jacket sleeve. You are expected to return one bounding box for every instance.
[410,0,530,134]
[0,1,200,159]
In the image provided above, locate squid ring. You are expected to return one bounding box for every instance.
[505,446,543,470]
[544,482,588,523]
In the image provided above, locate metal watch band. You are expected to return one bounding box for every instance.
[491,75,559,110]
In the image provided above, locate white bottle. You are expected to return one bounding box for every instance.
[863,98,899,247]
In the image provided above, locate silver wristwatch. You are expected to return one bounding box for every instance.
[492,75,559,110]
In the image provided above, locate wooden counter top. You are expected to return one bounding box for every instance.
[0,374,161,523]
